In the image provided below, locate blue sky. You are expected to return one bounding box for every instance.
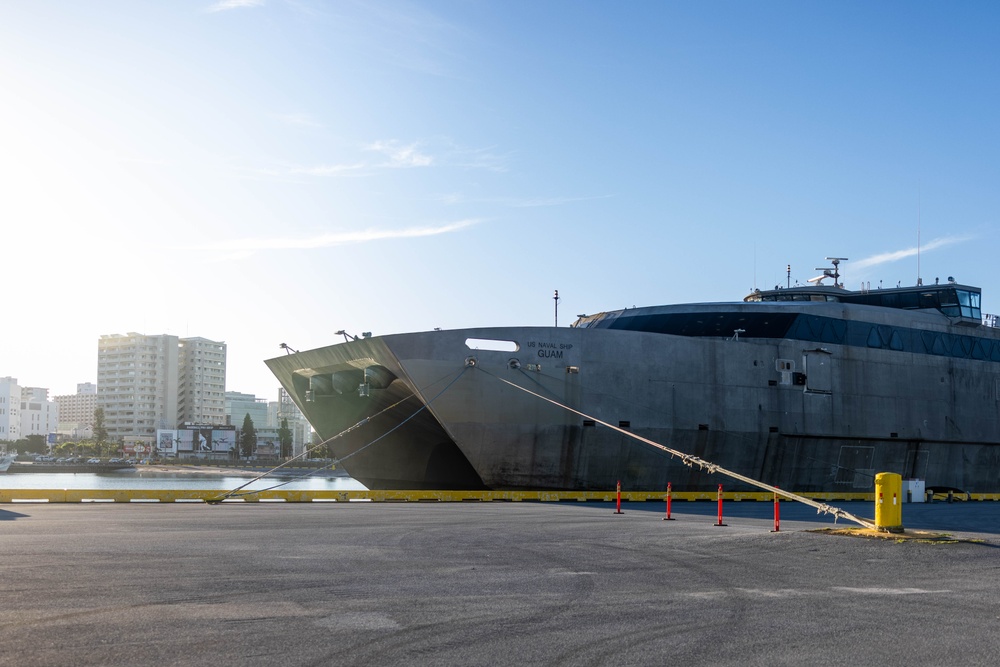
[3,1,999,400]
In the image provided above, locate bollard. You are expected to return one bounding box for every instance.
[770,488,780,533]
[714,484,727,526]
[947,490,953,504]
[614,480,623,514]
[874,472,904,533]
[663,482,675,521]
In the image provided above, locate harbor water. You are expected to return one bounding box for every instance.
[0,467,367,492]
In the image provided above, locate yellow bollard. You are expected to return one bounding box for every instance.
[874,472,904,533]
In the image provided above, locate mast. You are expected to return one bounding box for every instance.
[917,188,922,286]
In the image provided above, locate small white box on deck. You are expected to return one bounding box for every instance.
[902,479,925,503]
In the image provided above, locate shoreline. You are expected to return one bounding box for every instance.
[4,462,347,479]
[135,463,346,477]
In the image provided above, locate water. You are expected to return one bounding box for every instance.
[0,469,367,491]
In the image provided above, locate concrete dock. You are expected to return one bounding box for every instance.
[2,500,999,666]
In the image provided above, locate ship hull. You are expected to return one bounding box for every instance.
[268,316,1000,493]
[266,338,487,490]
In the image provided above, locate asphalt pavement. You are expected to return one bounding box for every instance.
[1,499,998,666]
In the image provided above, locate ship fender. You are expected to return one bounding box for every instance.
[309,374,333,396]
[331,370,364,395]
[364,365,397,389]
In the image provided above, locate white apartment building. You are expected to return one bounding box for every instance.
[97,333,227,443]
[0,378,58,442]
[0,376,21,441]
[20,387,59,438]
[178,337,227,426]
[98,333,181,443]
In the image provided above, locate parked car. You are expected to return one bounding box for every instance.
[87,458,101,464]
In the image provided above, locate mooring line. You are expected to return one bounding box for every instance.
[499,363,879,484]
[334,365,470,466]
[475,364,878,530]
[209,366,470,502]
[208,393,418,502]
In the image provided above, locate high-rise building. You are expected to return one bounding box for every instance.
[178,337,227,426]
[0,376,21,441]
[54,384,100,439]
[98,333,180,443]
[97,333,225,444]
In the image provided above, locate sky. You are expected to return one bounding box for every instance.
[3,1,1000,401]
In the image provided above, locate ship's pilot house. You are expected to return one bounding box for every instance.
[747,278,982,325]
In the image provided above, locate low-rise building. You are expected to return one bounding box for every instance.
[20,387,58,439]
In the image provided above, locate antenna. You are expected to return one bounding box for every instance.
[917,187,922,286]
[809,258,849,287]
[825,257,848,288]
[554,290,560,327]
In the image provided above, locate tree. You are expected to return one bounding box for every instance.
[277,418,293,459]
[93,408,108,444]
[239,413,257,459]
[18,435,47,455]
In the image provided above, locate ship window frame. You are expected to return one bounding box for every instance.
[465,338,519,352]
[866,327,883,349]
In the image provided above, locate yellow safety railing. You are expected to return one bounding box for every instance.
[0,489,940,504]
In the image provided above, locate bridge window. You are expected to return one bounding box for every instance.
[957,290,981,319]
[939,289,960,317]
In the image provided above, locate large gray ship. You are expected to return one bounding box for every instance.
[266,261,1000,493]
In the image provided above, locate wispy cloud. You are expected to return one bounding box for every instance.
[508,195,614,208]
[275,112,324,128]
[446,144,510,172]
[435,193,613,208]
[206,0,264,12]
[276,138,504,179]
[237,138,505,182]
[852,235,974,270]
[366,140,433,168]
[338,4,475,78]
[192,219,482,258]
[289,163,368,176]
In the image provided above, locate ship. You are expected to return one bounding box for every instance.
[266,259,1000,494]
[0,454,13,473]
